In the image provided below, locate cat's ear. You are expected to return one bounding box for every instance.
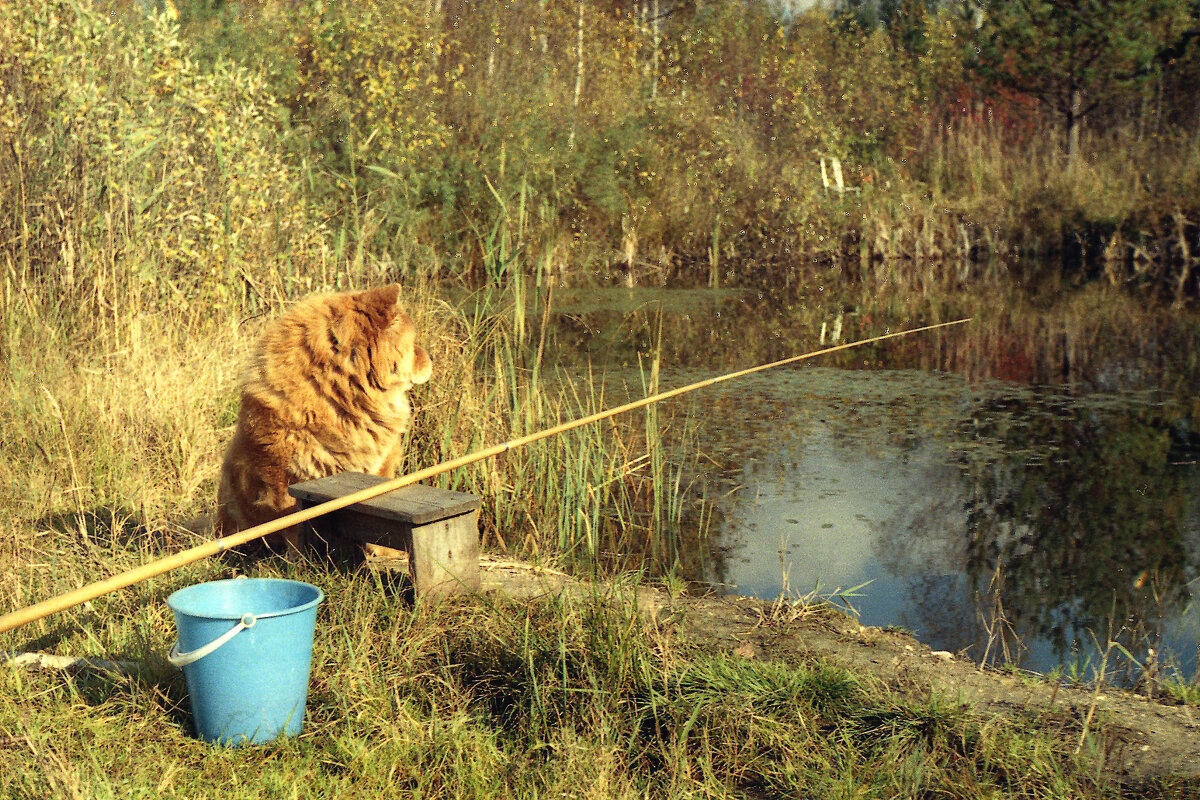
[361,284,401,318]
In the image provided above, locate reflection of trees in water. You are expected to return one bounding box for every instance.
[871,465,980,655]
[546,286,1200,401]
[885,297,1200,395]
[957,400,1199,671]
[870,394,1200,673]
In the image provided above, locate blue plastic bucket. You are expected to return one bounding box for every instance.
[167,578,324,746]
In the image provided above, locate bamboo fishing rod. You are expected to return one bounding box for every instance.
[0,317,970,636]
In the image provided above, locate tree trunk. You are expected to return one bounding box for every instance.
[1066,87,1082,166]
[487,4,498,82]
[539,0,548,54]
[569,0,584,150]
[651,0,660,100]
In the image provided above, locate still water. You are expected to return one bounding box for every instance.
[542,286,1200,679]
[686,368,1200,678]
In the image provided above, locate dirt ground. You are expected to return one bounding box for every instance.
[473,557,1200,786]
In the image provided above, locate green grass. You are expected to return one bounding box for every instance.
[1,559,1116,799]
[0,272,704,577]
[1161,678,1200,706]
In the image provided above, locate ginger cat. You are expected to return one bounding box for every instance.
[216,284,432,555]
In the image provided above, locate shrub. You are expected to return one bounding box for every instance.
[0,0,324,315]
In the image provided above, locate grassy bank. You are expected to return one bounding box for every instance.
[0,274,703,576]
[0,557,1151,799]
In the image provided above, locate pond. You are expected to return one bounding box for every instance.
[536,285,1200,680]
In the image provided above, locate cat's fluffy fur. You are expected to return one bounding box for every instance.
[216,284,432,553]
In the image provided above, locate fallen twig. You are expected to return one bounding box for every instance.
[2,650,139,677]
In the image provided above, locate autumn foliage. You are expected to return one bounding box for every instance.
[2,0,1198,305]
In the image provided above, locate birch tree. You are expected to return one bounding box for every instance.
[569,0,584,150]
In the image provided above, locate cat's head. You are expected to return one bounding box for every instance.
[328,284,433,391]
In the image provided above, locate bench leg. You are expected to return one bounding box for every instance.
[409,511,480,597]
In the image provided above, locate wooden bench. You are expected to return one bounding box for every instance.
[288,472,482,597]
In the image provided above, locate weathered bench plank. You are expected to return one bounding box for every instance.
[289,472,481,524]
[288,472,482,597]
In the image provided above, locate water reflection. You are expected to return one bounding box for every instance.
[693,370,1200,678]
[955,393,1200,674]
[538,286,1200,677]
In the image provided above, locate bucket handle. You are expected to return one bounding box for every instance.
[168,613,257,668]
